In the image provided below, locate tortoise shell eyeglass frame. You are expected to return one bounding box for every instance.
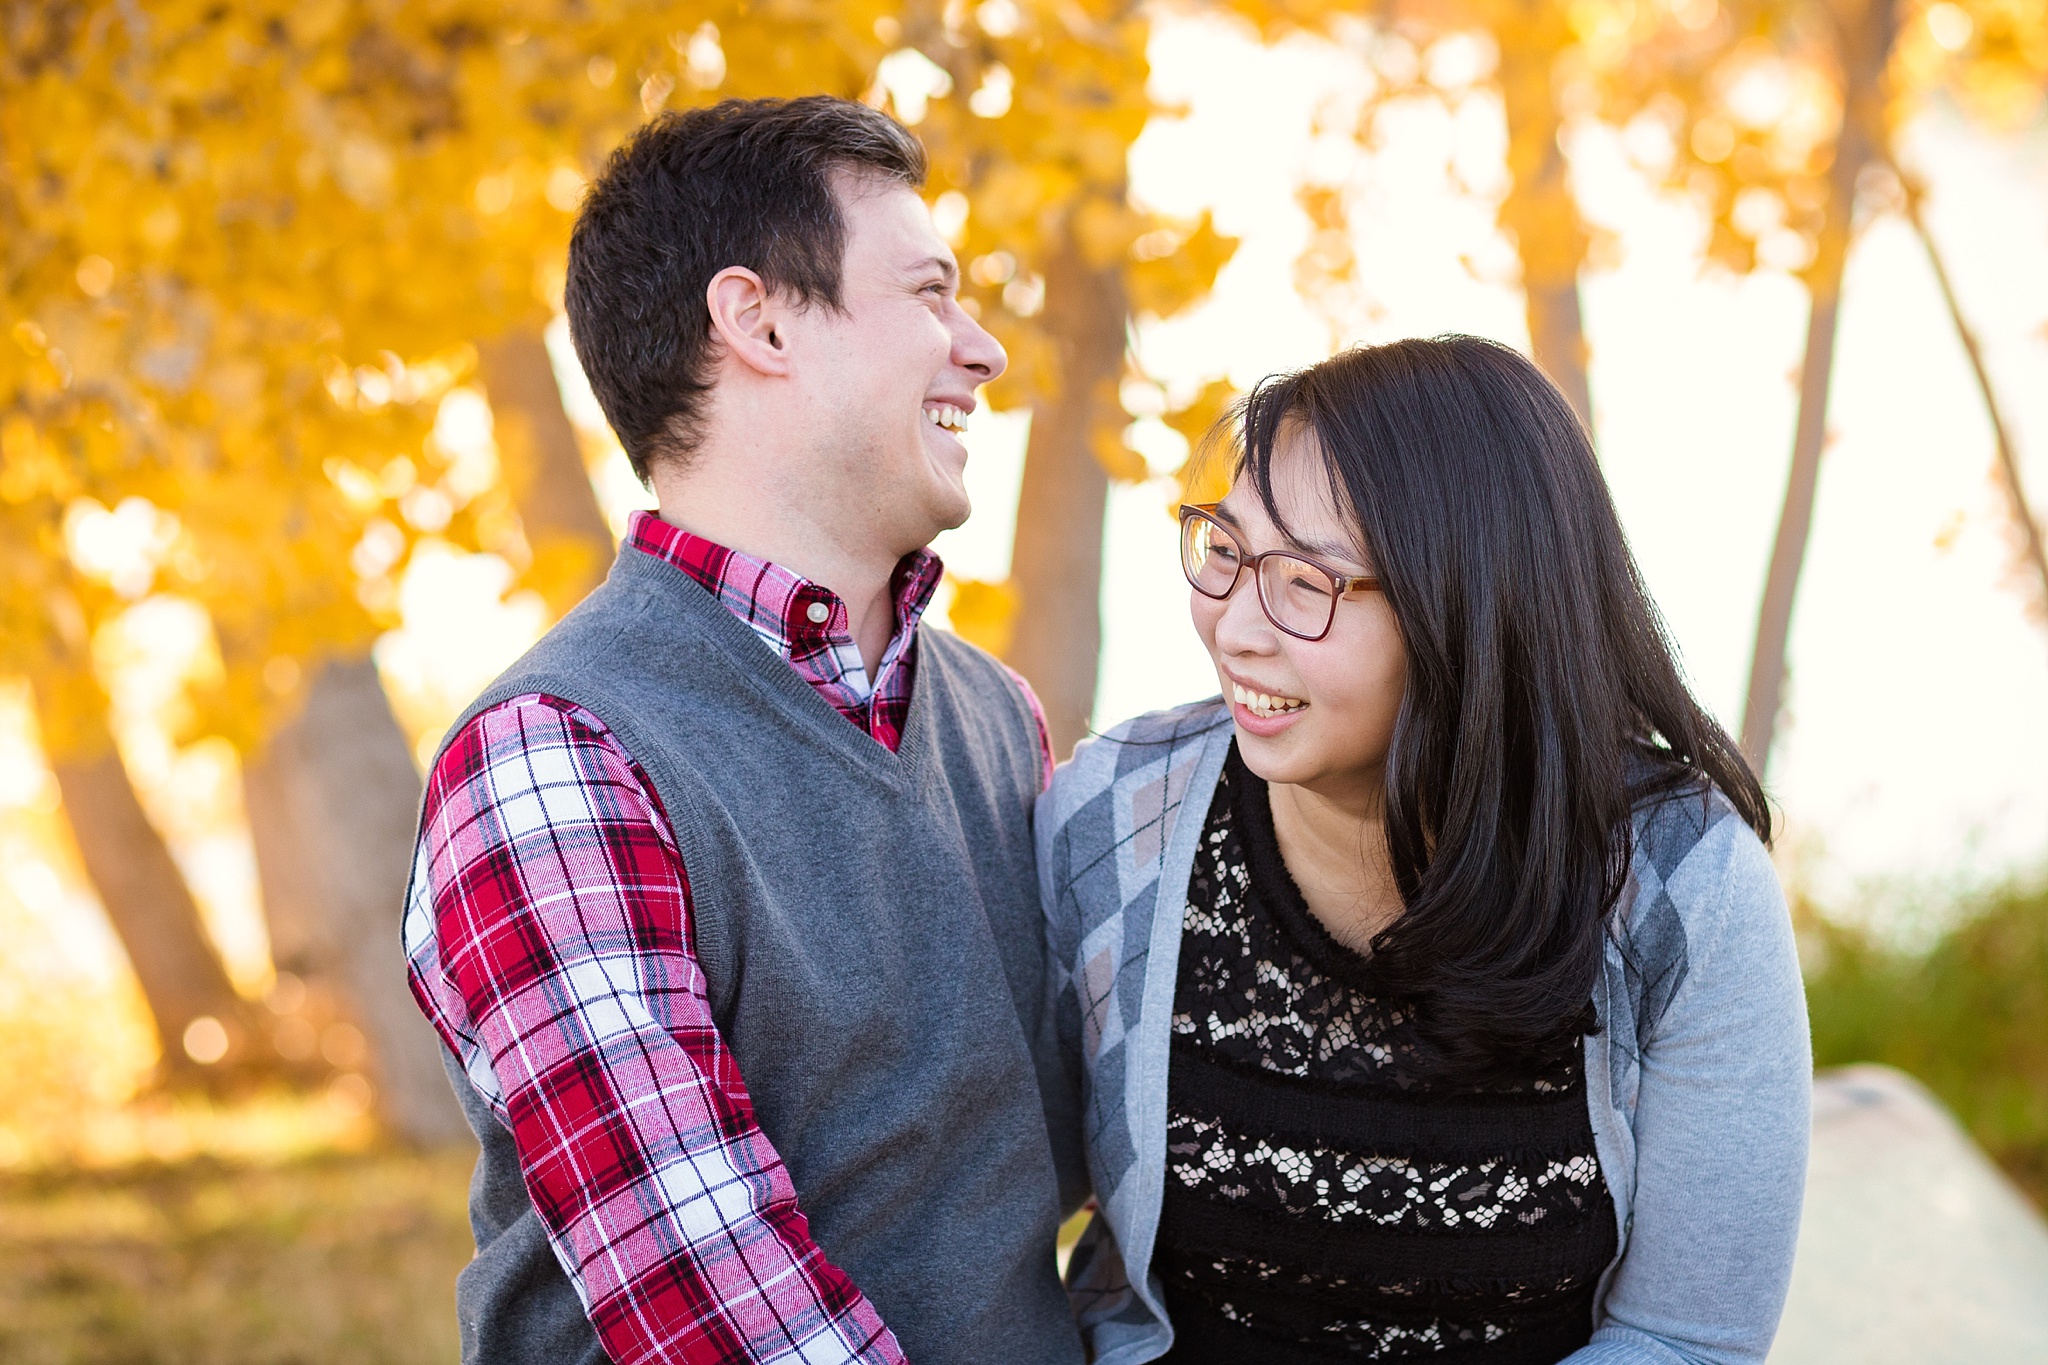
[1177,502,1382,643]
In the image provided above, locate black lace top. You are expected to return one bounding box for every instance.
[1154,746,1617,1365]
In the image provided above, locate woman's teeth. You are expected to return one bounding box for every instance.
[1233,683,1307,719]
[926,404,966,432]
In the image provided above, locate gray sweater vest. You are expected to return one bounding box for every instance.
[435,545,1084,1365]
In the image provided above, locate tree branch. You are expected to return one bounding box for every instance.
[1887,151,2048,631]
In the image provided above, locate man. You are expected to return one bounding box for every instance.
[403,97,1084,1365]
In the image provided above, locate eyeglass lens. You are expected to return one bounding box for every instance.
[1181,512,1243,597]
[1258,554,1339,638]
[1181,511,1341,640]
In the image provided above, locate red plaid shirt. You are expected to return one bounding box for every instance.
[404,511,1050,1365]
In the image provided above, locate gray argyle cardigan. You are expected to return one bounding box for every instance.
[1035,700,1811,1365]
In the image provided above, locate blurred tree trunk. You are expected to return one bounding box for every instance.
[226,328,600,1141]
[1495,3,1594,432]
[272,654,470,1146]
[31,670,248,1078]
[477,330,614,615]
[241,741,333,983]
[1005,227,1131,758]
[1739,0,1897,777]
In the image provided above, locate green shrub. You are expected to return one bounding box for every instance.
[1804,882,2048,1206]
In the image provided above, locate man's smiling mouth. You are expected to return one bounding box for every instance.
[924,403,966,433]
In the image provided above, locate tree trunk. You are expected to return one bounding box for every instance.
[1892,159,2048,623]
[1738,0,1897,776]
[241,743,332,982]
[477,330,614,615]
[1523,276,1592,433]
[275,654,470,1146]
[1004,226,1131,758]
[1495,7,1594,431]
[33,674,248,1077]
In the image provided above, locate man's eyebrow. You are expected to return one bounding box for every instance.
[906,255,958,284]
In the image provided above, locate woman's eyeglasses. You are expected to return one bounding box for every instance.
[1178,503,1380,642]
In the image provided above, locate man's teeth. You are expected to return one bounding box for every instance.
[1232,683,1307,718]
[925,404,966,432]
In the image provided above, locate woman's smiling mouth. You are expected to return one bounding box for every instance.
[1231,681,1307,719]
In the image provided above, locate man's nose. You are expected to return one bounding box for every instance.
[952,304,1007,383]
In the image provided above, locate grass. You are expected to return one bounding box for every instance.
[0,1147,1091,1363]
[1803,880,2048,1207]
[0,1146,475,1365]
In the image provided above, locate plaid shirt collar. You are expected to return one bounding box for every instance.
[625,508,941,718]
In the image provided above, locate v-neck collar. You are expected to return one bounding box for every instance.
[626,549,934,791]
[623,510,941,717]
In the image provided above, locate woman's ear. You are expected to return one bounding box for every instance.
[705,266,792,377]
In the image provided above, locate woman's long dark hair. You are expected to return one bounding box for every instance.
[1233,335,1769,1081]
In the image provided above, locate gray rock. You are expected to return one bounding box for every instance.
[1770,1064,2048,1364]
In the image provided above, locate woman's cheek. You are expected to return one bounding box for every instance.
[1308,626,1404,762]
[1302,653,1360,741]
[1190,590,1223,658]
[1364,635,1410,756]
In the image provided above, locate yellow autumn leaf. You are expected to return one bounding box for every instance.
[946,575,1019,657]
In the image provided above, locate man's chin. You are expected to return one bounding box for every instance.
[881,473,970,553]
[919,445,972,533]
[923,486,972,540]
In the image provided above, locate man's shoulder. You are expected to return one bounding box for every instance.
[502,557,676,677]
[916,625,1043,744]
[452,555,723,739]
[918,623,1018,691]
[433,693,619,780]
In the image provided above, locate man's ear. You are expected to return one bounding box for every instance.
[706,266,792,378]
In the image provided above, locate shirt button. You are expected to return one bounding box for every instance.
[805,601,830,625]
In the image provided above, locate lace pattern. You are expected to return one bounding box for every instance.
[1154,747,1615,1361]
[1166,1107,1606,1231]
[1172,769,1579,1095]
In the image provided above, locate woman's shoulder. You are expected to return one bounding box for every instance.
[1046,697,1229,797]
[1629,769,1743,869]
[1627,771,1773,908]
[1093,695,1233,746]
[1040,697,1232,842]
[1617,769,1787,1013]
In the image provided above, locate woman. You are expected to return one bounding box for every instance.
[1037,336,1810,1365]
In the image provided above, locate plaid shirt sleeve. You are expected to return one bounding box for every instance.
[405,694,905,1365]
[1001,664,1056,791]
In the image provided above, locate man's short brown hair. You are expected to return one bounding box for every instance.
[565,97,927,481]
